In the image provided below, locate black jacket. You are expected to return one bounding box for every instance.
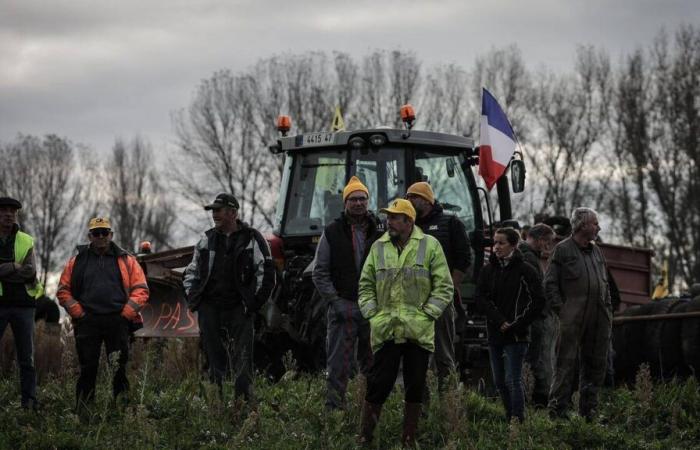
[69,242,128,315]
[320,212,384,302]
[183,221,275,314]
[475,249,545,344]
[517,241,549,316]
[415,204,471,273]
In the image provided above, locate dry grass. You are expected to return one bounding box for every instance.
[1,320,66,382]
[634,362,653,405]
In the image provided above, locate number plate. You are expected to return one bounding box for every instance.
[301,132,335,147]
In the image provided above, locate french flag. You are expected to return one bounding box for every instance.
[478,88,516,191]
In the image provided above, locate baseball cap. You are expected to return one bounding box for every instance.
[204,193,240,211]
[0,197,22,210]
[88,217,112,230]
[380,198,416,222]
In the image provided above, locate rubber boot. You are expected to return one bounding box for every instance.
[401,402,422,447]
[359,401,383,446]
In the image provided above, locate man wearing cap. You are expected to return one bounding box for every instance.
[0,197,42,410]
[183,193,275,402]
[406,181,471,396]
[312,176,384,410]
[57,217,149,411]
[358,199,453,446]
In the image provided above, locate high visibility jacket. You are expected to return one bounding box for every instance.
[0,231,42,300]
[57,243,149,322]
[358,226,453,353]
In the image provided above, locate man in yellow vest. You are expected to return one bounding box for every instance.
[0,197,41,410]
[358,199,453,446]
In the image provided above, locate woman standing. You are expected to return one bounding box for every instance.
[476,227,545,422]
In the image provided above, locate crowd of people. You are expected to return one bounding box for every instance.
[0,182,614,446]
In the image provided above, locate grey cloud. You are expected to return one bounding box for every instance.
[1,0,698,152]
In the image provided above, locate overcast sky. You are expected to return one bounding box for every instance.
[1,0,697,154]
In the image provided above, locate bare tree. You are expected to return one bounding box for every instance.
[472,45,532,140]
[527,46,611,216]
[356,50,422,128]
[172,70,280,228]
[0,134,83,285]
[420,63,473,134]
[642,26,700,287]
[603,49,656,247]
[106,137,176,252]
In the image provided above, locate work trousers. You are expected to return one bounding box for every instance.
[74,313,130,407]
[549,299,611,418]
[365,341,430,405]
[198,301,254,401]
[325,298,372,409]
[433,302,457,385]
[489,342,529,421]
[526,311,558,406]
[0,306,37,407]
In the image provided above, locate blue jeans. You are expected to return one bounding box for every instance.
[0,306,37,406]
[489,342,528,421]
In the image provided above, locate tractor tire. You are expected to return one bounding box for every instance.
[647,299,687,379]
[613,302,657,385]
[681,297,700,378]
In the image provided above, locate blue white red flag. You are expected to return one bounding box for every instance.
[478,88,516,191]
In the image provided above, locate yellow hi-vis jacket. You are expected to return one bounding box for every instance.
[0,231,43,299]
[358,226,453,353]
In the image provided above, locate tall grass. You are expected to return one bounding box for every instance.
[1,326,699,449]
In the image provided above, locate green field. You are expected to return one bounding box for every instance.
[1,333,699,450]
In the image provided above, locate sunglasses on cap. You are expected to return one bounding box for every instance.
[90,229,111,237]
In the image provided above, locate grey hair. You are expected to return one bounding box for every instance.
[570,207,598,233]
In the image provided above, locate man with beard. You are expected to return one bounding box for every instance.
[546,207,612,421]
[312,176,384,410]
[406,181,471,396]
[358,199,453,446]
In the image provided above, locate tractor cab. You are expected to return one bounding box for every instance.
[265,107,517,378]
[272,128,484,253]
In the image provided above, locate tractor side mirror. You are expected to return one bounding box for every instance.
[446,158,456,178]
[510,159,526,193]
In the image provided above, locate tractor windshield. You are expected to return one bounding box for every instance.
[281,149,347,235]
[278,144,476,236]
[414,149,477,232]
[280,146,406,236]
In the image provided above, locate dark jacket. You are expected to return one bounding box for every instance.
[312,212,384,303]
[57,241,149,322]
[415,203,471,274]
[475,249,545,344]
[518,241,549,315]
[183,221,275,314]
[544,237,611,316]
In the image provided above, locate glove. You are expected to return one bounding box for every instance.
[67,303,85,319]
[121,303,139,321]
